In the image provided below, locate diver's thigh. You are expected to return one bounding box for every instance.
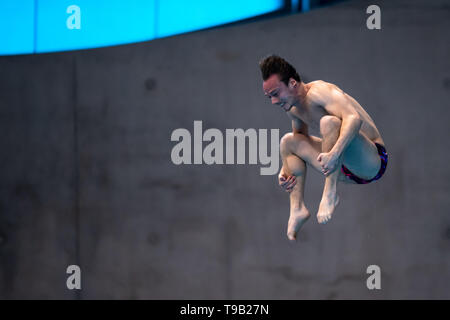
[342,132,380,180]
[290,134,323,173]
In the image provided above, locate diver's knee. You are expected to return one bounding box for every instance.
[280,133,294,153]
[280,132,309,156]
[280,132,294,146]
[320,115,341,135]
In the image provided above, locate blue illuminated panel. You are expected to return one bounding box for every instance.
[36,0,156,53]
[0,0,284,55]
[0,1,35,55]
[157,0,284,38]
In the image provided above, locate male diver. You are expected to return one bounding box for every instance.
[260,55,388,240]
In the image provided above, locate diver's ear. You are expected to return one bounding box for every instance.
[289,78,297,89]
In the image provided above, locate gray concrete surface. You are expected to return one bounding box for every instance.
[0,0,449,299]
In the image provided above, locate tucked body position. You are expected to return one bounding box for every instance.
[259,55,388,241]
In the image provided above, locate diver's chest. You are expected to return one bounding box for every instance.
[292,105,327,129]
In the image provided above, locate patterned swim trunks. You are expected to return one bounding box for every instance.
[341,143,388,184]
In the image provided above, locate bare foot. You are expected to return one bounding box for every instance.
[317,194,340,224]
[287,208,310,241]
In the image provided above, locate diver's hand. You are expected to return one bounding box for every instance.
[279,173,297,193]
[317,151,339,176]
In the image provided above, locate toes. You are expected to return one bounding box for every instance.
[317,214,331,224]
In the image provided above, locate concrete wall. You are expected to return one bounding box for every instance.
[0,0,449,299]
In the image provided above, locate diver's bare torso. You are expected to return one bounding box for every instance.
[287,80,385,148]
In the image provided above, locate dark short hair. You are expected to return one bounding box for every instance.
[259,55,301,86]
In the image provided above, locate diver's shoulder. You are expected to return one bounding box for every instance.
[306,80,335,94]
[305,80,331,101]
[307,79,333,86]
[307,80,327,87]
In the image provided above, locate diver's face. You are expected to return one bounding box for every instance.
[263,74,296,111]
